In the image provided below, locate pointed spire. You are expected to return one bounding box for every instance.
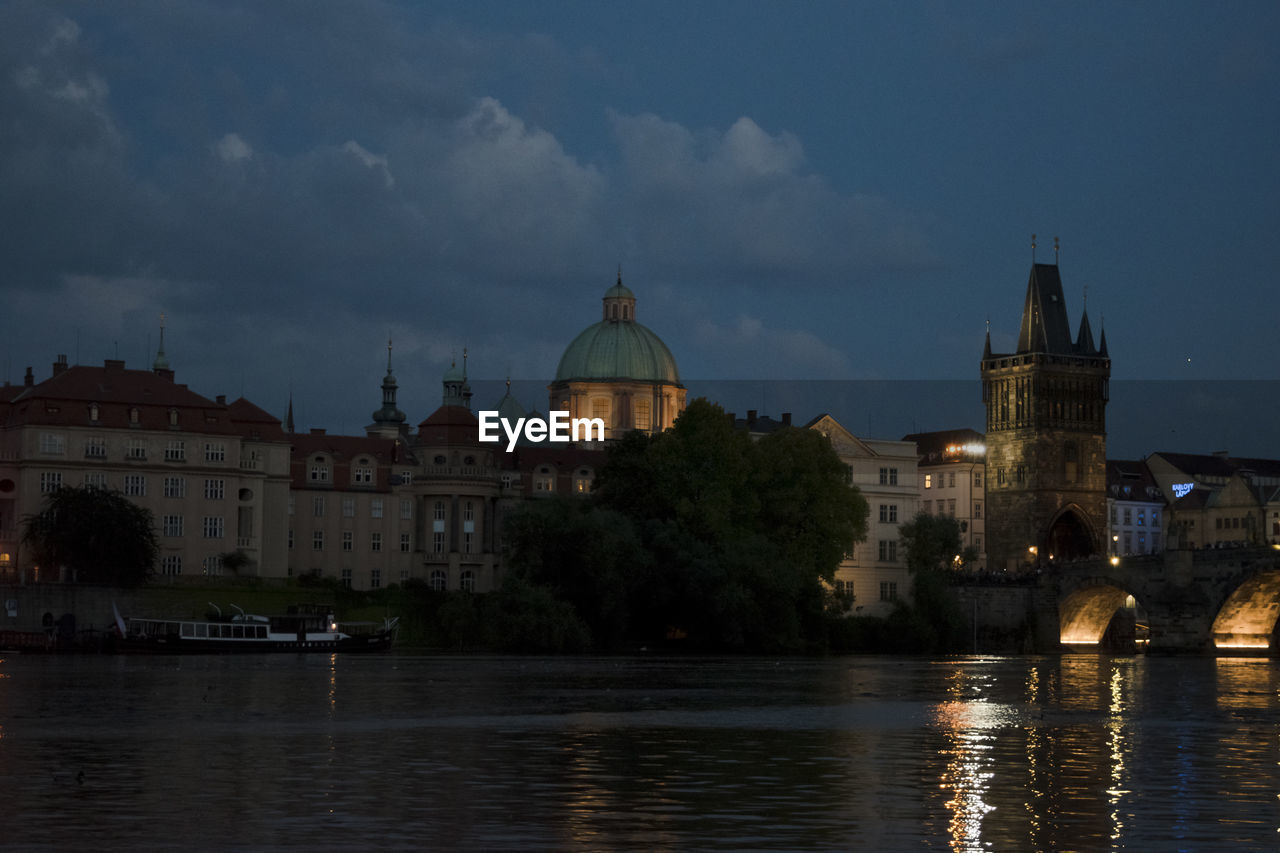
[152,312,171,373]
[983,317,992,359]
[372,338,406,432]
[1098,315,1108,357]
[1075,308,1096,354]
[1054,236,1060,265]
[285,393,295,434]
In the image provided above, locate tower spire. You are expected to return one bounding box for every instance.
[1054,236,1060,265]
[1031,233,1037,263]
[152,312,171,373]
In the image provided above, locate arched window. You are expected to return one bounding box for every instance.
[430,570,447,592]
[460,569,475,592]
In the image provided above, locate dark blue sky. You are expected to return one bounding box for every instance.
[2,1,1276,451]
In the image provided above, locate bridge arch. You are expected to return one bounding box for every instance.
[1211,570,1280,651]
[1059,576,1144,648]
[1044,503,1099,563]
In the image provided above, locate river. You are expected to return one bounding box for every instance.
[0,653,1276,850]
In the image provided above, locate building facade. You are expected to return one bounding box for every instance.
[0,356,292,582]
[902,428,987,570]
[981,261,1111,571]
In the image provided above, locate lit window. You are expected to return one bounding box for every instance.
[924,474,932,489]
[633,398,651,431]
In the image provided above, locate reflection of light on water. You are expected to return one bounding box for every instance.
[934,669,1014,852]
[1215,641,1272,649]
[1106,665,1131,842]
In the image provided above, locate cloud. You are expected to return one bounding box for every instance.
[214,132,253,162]
[692,314,852,379]
[610,111,931,280]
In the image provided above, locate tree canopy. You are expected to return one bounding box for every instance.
[506,398,868,652]
[22,486,158,587]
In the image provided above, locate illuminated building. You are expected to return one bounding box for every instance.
[1105,459,1165,557]
[547,273,686,439]
[901,428,987,570]
[981,255,1110,571]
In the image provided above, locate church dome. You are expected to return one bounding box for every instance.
[554,275,680,384]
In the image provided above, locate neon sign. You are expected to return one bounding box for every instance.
[1172,482,1194,498]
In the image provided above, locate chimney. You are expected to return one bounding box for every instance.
[24,367,34,387]
[216,395,226,405]
[782,412,792,426]
[747,409,758,424]
[52,354,68,376]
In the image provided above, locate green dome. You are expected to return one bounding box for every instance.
[554,320,680,383]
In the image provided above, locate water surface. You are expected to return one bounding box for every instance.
[0,654,1276,850]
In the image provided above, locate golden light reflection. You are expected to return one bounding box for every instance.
[933,668,1010,852]
[1216,641,1272,650]
[1106,664,1132,842]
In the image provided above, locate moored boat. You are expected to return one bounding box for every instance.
[117,604,396,653]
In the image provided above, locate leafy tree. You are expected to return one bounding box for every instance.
[897,511,968,651]
[899,511,964,572]
[595,398,868,651]
[502,496,646,649]
[22,486,158,587]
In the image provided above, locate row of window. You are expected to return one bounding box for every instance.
[328,568,474,592]
[921,499,981,519]
[41,433,228,462]
[290,495,415,520]
[923,471,982,490]
[159,554,226,576]
[1112,532,1160,555]
[1111,506,1161,528]
[288,531,415,552]
[38,472,244,500]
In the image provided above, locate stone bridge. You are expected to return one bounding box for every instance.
[1046,546,1280,653]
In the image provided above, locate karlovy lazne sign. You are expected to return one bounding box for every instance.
[477,410,604,452]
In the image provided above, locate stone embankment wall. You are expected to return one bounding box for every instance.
[951,583,1056,653]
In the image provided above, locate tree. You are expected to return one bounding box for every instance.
[22,486,158,587]
[594,398,869,651]
[899,512,964,572]
[896,511,968,651]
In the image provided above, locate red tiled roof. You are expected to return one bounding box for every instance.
[417,405,482,447]
[3,362,242,434]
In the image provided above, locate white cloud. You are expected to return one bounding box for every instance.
[610,111,930,279]
[342,140,394,188]
[214,133,253,162]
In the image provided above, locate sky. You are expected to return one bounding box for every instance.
[2,1,1277,455]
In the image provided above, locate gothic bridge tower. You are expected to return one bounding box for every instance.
[982,248,1110,572]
